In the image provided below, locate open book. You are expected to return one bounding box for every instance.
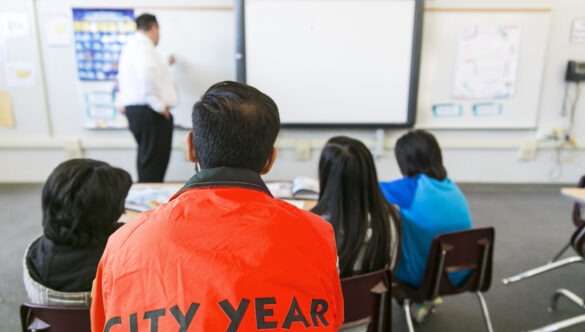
[266,176,319,200]
[125,186,180,212]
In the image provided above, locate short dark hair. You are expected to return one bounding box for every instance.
[42,159,132,247]
[311,136,399,277]
[135,13,158,31]
[192,81,280,172]
[395,129,447,180]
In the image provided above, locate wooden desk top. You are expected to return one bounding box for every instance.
[561,187,585,204]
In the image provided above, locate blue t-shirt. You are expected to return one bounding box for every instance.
[380,174,472,288]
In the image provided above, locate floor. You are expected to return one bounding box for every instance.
[1,183,585,331]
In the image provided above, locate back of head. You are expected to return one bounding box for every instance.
[135,13,158,31]
[395,129,447,180]
[42,159,132,247]
[192,81,280,172]
[313,136,395,277]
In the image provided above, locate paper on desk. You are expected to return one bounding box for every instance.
[125,186,176,212]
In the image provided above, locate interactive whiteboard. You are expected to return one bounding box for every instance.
[244,0,423,127]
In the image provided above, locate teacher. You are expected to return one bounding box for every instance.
[117,13,177,182]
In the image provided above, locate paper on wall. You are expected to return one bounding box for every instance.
[453,25,520,100]
[45,13,71,46]
[2,12,29,38]
[571,19,585,44]
[0,91,15,127]
[5,62,35,87]
[0,39,6,63]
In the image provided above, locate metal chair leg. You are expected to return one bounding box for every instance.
[502,257,584,285]
[476,292,494,332]
[550,242,571,263]
[525,313,585,332]
[548,289,585,312]
[403,299,415,332]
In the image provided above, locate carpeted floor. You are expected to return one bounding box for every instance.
[1,183,584,331]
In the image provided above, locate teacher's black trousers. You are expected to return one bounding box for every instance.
[125,105,173,183]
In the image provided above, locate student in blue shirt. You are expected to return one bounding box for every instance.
[380,130,472,320]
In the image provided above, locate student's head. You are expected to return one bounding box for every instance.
[135,13,160,45]
[317,136,379,202]
[395,129,447,181]
[42,159,132,248]
[313,136,397,277]
[187,81,280,173]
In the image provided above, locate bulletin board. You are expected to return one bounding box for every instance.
[416,8,552,129]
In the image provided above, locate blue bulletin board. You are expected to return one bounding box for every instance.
[72,8,135,81]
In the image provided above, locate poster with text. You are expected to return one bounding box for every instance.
[72,8,135,81]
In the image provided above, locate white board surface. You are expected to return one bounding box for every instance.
[245,0,419,126]
[417,10,551,129]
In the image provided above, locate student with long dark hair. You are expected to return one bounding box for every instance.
[380,129,472,322]
[23,159,132,307]
[312,136,400,278]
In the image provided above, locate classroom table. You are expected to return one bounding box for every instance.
[120,182,317,223]
[560,187,585,204]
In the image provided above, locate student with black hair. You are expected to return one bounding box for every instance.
[23,159,132,307]
[380,129,472,322]
[92,81,344,331]
[117,13,177,182]
[312,136,400,278]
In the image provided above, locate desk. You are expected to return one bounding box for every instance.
[561,188,585,204]
[120,182,317,222]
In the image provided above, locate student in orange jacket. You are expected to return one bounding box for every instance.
[91,81,344,331]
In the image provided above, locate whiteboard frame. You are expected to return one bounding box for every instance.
[237,0,424,128]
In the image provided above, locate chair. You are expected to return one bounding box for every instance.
[20,303,90,332]
[340,269,392,332]
[549,175,585,263]
[392,227,495,332]
[502,176,585,284]
[503,223,585,332]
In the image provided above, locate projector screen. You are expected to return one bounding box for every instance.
[244,0,423,127]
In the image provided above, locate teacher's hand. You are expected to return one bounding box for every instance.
[168,55,176,66]
[161,108,172,120]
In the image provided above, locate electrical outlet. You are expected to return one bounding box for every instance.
[295,139,312,160]
[63,139,84,159]
[518,140,538,161]
[536,127,568,141]
[551,127,567,141]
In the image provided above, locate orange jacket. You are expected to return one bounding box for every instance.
[91,167,343,331]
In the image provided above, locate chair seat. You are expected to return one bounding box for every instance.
[20,303,90,332]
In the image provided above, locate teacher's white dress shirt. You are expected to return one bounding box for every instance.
[117,32,178,112]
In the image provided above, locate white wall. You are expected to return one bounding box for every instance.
[1,0,584,184]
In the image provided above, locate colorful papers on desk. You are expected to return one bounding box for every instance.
[125,186,177,212]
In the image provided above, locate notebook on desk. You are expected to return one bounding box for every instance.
[266,176,319,200]
[125,185,180,212]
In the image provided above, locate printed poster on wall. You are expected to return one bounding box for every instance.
[84,91,127,129]
[72,8,135,81]
[453,25,520,100]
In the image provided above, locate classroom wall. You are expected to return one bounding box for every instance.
[1,0,584,184]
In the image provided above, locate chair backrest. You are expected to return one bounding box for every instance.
[20,303,90,332]
[572,175,585,227]
[417,227,495,301]
[340,269,392,332]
